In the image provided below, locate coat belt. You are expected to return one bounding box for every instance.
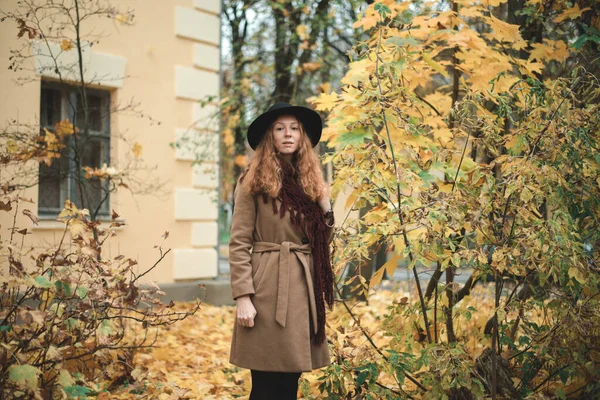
[252,241,318,334]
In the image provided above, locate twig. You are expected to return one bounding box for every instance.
[335,285,428,392]
[132,248,171,283]
[374,13,431,344]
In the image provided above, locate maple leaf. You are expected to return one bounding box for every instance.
[554,4,591,24]
[54,119,75,137]
[519,60,544,77]
[529,40,570,63]
[317,82,331,94]
[312,92,339,112]
[60,39,73,51]
[353,13,379,30]
[487,14,523,43]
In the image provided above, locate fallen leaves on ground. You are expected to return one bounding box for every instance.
[109,281,499,399]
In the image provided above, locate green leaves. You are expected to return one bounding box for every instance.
[374,3,391,19]
[8,365,40,390]
[355,363,379,387]
[335,129,372,147]
[572,26,600,50]
[34,275,52,288]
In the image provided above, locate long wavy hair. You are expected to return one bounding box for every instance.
[243,118,326,202]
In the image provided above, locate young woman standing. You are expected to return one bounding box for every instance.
[229,103,335,399]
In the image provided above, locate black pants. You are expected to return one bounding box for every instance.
[249,370,302,400]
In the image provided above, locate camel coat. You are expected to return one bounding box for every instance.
[228,181,331,372]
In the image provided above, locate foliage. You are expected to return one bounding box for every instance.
[312,0,600,398]
[0,197,200,398]
[111,283,492,399]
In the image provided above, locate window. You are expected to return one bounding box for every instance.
[38,82,111,217]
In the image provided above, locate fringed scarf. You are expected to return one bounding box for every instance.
[261,160,334,345]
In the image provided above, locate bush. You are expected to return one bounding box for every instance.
[0,198,200,399]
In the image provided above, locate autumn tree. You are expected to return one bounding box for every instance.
[312,0,600,398]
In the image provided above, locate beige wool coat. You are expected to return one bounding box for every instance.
[228,180,331,372]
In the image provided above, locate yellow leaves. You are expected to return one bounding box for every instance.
[459,6,484,19]
[345,186,361,210]
[483,0,508,6]
[568,265,588,284]
[296,24,309,40]
[446,29,488,51]
[39,129,61,166]
[83,163,120,181]
[57,200,91,240]
[423,92,452,116]
[7,139,19,154]
[54,119,75,137]
[520,60,545,78]
[422,52,448,78]
[529,40,570,63]
[121,303,248,399]
[487,14,523,44]
[341,58,373,86]
[317,82,331,94]
[60,39,73,51]
[131,142,142,158]
[353,15,379,30]
[301,62,322,72]
[311,91,339,112]
[370,254,402,288]
[554,4,591,23]
[115,13,129,25]
[234,154,247,167]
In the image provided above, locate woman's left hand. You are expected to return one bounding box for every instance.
[318,187,331,213]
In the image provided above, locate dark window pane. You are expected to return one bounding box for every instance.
[40,88,62,127]
[82,137,107,168]
[75,93,104,132]
[38,154,68,210]
[75,137,109,215]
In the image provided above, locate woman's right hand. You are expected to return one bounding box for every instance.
[236,295,257,328]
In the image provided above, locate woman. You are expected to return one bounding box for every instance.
[229,102,335,399]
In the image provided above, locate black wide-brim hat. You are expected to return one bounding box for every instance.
[247,102,322,150]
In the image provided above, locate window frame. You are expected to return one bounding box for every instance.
[38,81,111,218]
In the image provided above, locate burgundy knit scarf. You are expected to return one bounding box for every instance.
[261,160,334,345]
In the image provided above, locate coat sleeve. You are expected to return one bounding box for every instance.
[229,180,257,300]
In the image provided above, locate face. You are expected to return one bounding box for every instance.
[271,115,302,159]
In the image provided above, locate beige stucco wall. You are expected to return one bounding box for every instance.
[0,0,221,283]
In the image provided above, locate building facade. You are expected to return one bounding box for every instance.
[0,0,222,284]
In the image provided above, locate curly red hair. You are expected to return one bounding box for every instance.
[243,118,326,202]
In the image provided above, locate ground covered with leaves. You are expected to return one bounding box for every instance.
[108,281,500,399]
